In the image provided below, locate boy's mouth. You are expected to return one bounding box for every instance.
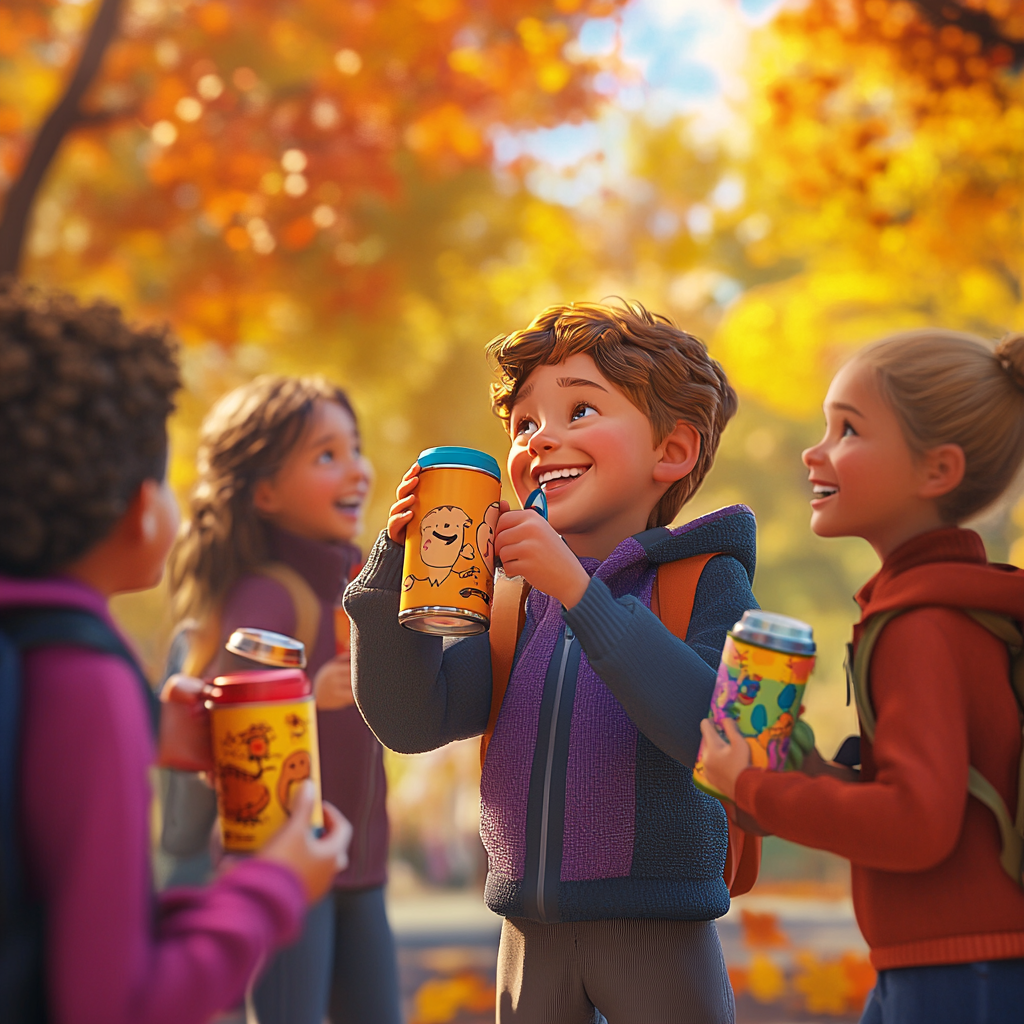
[810,482,839,502]
[535,465,591,493]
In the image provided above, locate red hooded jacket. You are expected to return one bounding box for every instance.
[735,528,1024,970]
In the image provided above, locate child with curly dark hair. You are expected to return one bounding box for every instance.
[0,280,350,1024]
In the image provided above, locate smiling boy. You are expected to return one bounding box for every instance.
[346,302,756,1023]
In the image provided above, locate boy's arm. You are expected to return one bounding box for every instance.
[563,554,755,767]
[344,531,493,753]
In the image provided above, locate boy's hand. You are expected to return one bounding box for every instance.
[494,508,591,609]
[313,655,356,710]
[387,462,420,544]
[698,717,752,802]
[259,782,353,904]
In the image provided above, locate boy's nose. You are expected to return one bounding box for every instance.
[527,427,559,455]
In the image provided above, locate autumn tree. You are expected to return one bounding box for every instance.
[0,0,624,330]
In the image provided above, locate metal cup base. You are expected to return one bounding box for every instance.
[399,606,489,636]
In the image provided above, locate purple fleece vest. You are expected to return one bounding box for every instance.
[479,536,656,883]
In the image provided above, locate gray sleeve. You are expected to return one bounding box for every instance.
[563,556,754,768]
[344,531,493,754]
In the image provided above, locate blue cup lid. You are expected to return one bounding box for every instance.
[417,446,501,479]
[730,609,816,655]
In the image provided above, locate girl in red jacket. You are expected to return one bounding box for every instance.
[166,376,399,1024]
[701,330,1024,1024]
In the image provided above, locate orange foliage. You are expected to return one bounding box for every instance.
[5,0,625,343]
[411,971,495,1024]
[740,908,790,948]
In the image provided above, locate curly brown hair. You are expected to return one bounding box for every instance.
[168,375,356,625]
[487,301,738,528]
[0,279,180,577]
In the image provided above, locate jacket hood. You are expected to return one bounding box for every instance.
[857,527,1024,622]
[579,504,757,598]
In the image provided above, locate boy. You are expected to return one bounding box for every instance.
[347,301,756,1023]
[0,281,348,1024]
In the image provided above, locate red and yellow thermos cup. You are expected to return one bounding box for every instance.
[206,629,324,852]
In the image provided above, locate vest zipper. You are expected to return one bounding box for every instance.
[536,624,574,922]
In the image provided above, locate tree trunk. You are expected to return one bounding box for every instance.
[0,0,125,277]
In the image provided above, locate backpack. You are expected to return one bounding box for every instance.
[847,607,1024,887]
[177,561,322,678]
[482,554,762,899]
[0,608,157,1024]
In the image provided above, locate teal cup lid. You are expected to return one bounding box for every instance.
[417,446,501,480]
[730,609,816,655]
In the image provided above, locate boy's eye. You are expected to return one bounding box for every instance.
[317,449,335,463]
[842,421,857,438]
[514,417,537,438]
[571,403,597,423]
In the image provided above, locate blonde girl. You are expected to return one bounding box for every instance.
[167,375,400,1024]
[701,331,1024,1024]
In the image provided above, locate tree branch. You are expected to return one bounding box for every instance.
[0,0,125,276]
[909,0,1024,62]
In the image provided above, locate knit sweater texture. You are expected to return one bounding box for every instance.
[735,527,1024,970]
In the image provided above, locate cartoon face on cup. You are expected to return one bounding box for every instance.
[415,505,476,586]
[399,447,502,635]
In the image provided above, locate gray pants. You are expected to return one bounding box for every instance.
[496,916,734,1024]
[251,886,402,1024]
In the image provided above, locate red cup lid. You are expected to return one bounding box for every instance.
[205,668,311,704]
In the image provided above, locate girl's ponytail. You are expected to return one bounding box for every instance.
[169,375,354,626]
[857,329,1024,523]
[996,333,1024,393]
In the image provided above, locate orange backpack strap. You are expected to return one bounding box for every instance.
[655,553,762,899]
[480,574,530,768]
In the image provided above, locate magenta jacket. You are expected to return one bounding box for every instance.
[6,573,306,1024]
[212,526,388,890]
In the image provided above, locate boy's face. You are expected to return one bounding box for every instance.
[506,353,669,543]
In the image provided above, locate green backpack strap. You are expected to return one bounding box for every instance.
[847,607,1024,888]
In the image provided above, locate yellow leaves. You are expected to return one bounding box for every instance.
[448,47,486,79]
[537,60,571,94]
[415,0,462,23]
[410,971,494,1024]
[747,953,787,1003]
[518,16,569,56]
[405,104,483,162]
[793,952,849,1014]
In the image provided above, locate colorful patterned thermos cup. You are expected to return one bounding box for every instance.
[206,629,324,852]
[693,610,816,801]
[399,446,502,635]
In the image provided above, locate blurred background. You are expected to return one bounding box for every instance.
[3,0,1023,1018]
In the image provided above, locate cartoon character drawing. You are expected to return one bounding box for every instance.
[737,675,762,705]
[218,723,276,824]
[277,749,313,814]
[285,712,307,739]
[476,502,501,577]
[403,505,480,591]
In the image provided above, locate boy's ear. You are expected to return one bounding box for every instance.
[652,420,701,484]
